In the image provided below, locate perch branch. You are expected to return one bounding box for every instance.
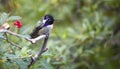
[0,29,49,68]
[28,34,49,68]
[0,29,46,43]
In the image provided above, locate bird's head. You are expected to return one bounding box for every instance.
[42,14,54,27]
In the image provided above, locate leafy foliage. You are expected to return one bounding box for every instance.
[0,0,120,69]
[0,12,21,25]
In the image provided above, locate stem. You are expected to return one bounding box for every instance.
[28,34,49,68]
[4,32,22,49]
[0,30,46,43]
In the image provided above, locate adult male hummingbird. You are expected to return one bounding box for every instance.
[30,14,54,38]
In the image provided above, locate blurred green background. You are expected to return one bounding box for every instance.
[0,0,120,69]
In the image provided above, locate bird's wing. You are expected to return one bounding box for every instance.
[38,25,53,35]
[30,26,48,38]
[35,20,44,28]
[30,25,53,38]
[30,25,43,38]
[38,26,49,35]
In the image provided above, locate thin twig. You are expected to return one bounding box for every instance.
[0,29,46,43]
[0,54,33,63]
[0,29,49,68]
[28,34,49,68]
[4,33,22,49]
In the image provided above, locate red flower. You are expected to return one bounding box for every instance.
[14,20,22,28]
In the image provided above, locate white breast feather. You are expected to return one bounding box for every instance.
[47,25,53,33]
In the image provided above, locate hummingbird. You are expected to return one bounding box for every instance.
[30,14,54,38]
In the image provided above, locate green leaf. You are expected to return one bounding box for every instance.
[4,54,16,58]
[0,33,4,40]
[40,60,54,69]
[32,58,54,69]
[14,59,28,69]
[7,16,22,21]
[0,12,9,24]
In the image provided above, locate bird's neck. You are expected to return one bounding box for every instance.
[43,21,53,27]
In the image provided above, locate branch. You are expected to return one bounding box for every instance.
[0,29,49,68]
[0,29,46,43]
[28,34,49,68]
[4,33,22,49]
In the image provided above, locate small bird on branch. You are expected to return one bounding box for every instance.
[30,14,54,38]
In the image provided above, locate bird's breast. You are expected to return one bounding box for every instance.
[46,24,53,30]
